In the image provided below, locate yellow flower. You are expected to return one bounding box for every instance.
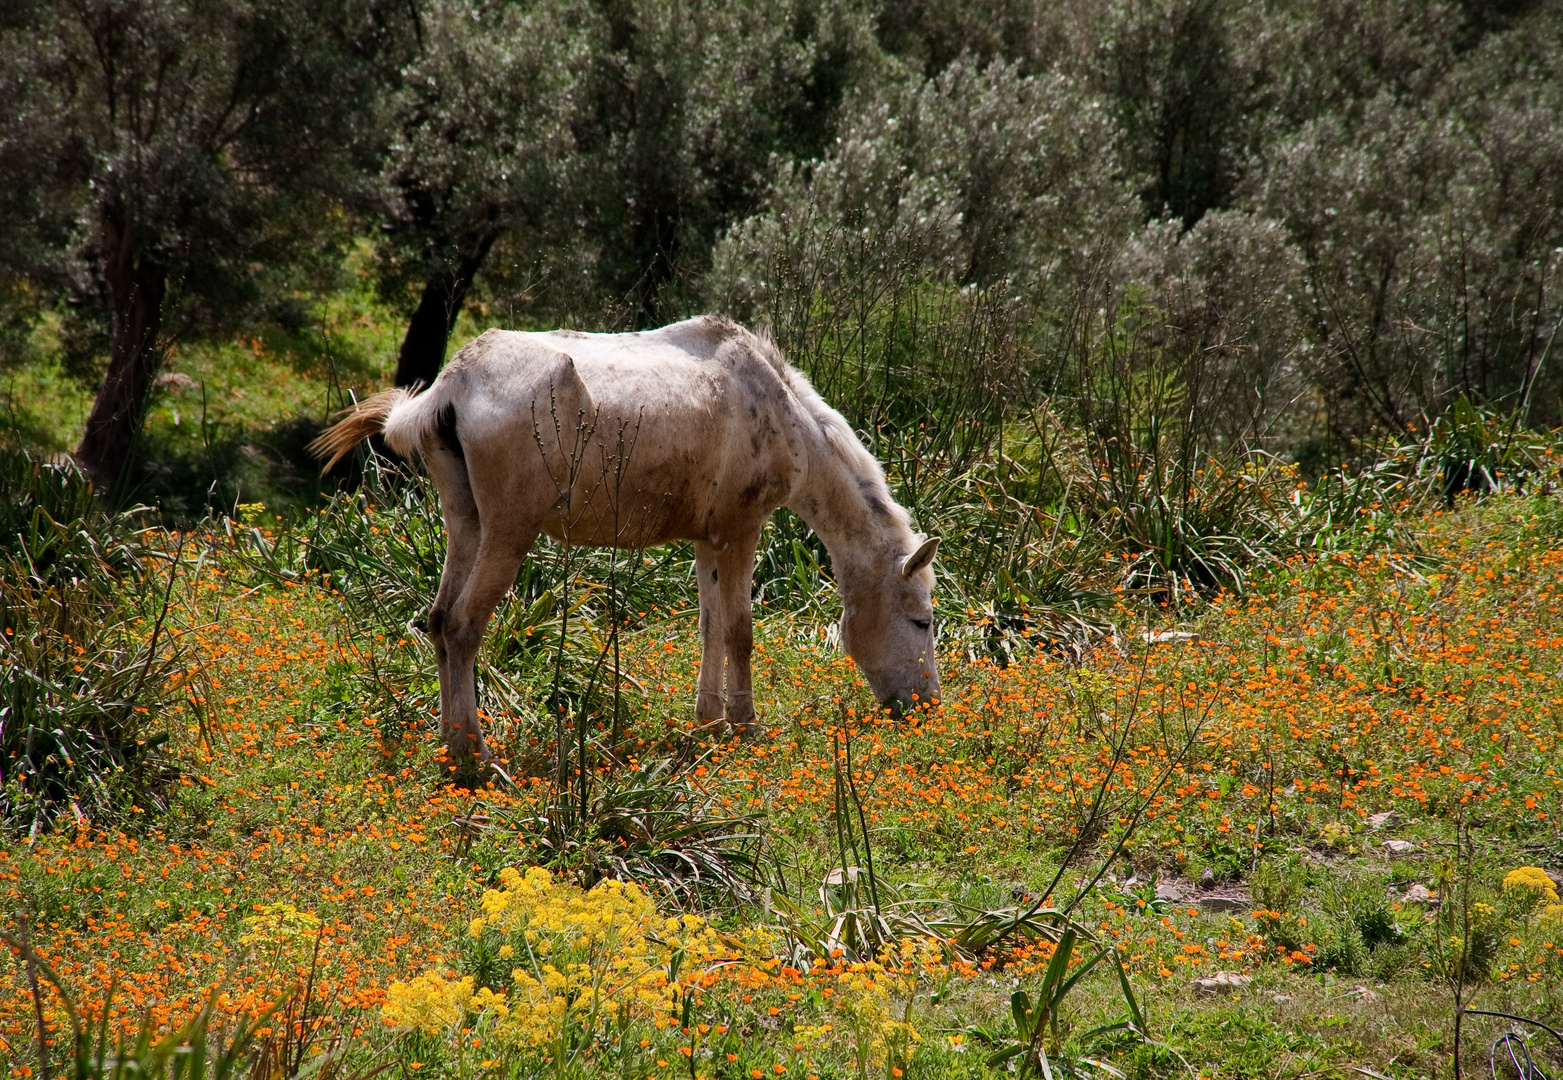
[1503,867,1560,906]
[238,902,320,948]
[388,867,754,1051]
[381,973,478,1035]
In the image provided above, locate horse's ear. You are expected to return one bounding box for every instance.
[902,536,940,578]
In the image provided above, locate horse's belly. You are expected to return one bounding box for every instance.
[538,464,711,548]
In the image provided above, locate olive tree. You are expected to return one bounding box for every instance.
[0,0,406,483]
[379,0,879,378]
[376,0,585,389]
[1245,1,1563,443]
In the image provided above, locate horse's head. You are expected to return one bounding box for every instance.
[840,535,940,716]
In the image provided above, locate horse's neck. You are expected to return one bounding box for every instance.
[787,438,904,584]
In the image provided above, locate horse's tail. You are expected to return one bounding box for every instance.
[308,387,415,474]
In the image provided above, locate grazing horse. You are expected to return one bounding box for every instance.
[311,315,939,770]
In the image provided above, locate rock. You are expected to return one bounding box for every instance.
[155,371,198,391]
[1144,630,1198,644]
[1344,985,1379,1003]
[1199,867,1217,889]
[1367,811,1404,831]
[1381,839,1416,855]
[1191,972,1252,996]
[1198,895,1250,913]
[1272,994,1294,1004]
[1402,884,1435,903]
[1155,881,1187,903]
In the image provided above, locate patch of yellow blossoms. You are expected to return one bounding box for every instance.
[1502,866,1560,905]
[1503,866,1563,922]
[381,868,731,1047]
[791,938,939,1075]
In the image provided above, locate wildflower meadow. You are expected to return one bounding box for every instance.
[4,462,1562,1078]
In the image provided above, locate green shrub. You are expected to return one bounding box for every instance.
[0,450,181,832]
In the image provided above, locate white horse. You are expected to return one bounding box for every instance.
[312,315,939,770]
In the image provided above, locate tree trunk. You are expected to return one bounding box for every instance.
[393,229,499,389]
[75,209,167,485]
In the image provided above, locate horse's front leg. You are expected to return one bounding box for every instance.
[693,541,726,723]
[717,531,761,736]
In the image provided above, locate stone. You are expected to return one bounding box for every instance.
[1381,839,1417,855]
[1272,994,1294,1004]
[1144,630,1198,644]
[1367,811,1404,831]
[1402,884,1435,903]
[1155,881,1187,903]
[1345,985,1380,1003]
[1198,895,1249,913]
[1191,972,1252,996]
[1199,867,1217,889]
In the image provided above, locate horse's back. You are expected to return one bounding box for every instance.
[450,316,778,424]
[443,317,805,546]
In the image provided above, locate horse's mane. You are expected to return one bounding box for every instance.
[750,326,915,537]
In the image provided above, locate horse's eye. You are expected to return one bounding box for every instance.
[911,618,932,631]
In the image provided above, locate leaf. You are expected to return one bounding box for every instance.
[1037,927,1078,1005]
[1053,944,1110,1005]
[985,1045,1027,1068]
[1036,1043,1056,1080]
[1011,989,1034,1037]
[1112,946,1147,1035]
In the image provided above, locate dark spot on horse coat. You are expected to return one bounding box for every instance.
[712,568,718,582]
[436,404,463,458]
[738,478,768,507]
[858,478,889,518]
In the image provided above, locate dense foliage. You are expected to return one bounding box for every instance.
[5,0,1563,485]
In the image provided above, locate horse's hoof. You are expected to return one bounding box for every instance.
[728,714,760,739]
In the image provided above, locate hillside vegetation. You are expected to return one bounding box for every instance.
[6,0,1563,1077]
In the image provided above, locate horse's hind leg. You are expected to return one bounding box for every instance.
[439,525,537,775]
[693,541,726,723]
[426,444,480,698]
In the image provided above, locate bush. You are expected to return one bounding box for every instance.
[0,450,181,832]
